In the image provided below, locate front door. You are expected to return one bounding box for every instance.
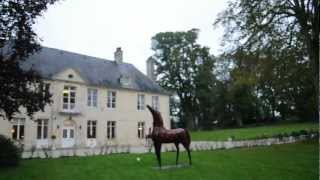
[62,127,75,148]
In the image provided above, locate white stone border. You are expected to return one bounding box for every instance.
[21,134,317,159]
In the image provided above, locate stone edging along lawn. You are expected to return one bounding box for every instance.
[21,133,318,159]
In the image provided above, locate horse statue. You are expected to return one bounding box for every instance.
[146,105,192,168]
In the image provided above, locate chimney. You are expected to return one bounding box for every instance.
[146,57,156,81]
[114,47,123,63]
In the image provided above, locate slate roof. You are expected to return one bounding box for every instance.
[21,47,168,95]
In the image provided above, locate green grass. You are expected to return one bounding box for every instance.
[191,122,318,141]
[0,141,318,180]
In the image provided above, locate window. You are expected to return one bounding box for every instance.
[63,86,76,110]
[107,121,116,139]
[107,91,116,108]
[37,119,48,139]
[63,129,68,138]
[137,94,145,110]
[70,129,74,138]
[152,96,159,111]
[87,88,98,107]
[137,122,145,139]
[11,118,25,140]
[41,83,50,98]
[87,120,97,138]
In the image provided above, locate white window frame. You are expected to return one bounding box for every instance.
[137,94,145,110]
[107,121,116,139]
[87,88,98,107]
[152,96,160,111]
[11,118,25,140]
[62,86,76,110]
[37,119,48,140]
[137,121,145,139]
[87,120,97,139]
[107,90,116,109]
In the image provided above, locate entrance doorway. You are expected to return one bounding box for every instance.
[61,126,75,148]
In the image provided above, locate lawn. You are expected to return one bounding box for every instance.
[191,122,318,141]
[0,140,318,180]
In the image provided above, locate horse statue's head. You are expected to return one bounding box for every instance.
[146,105,164,127]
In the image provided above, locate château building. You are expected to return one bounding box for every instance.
[0,47,170,152]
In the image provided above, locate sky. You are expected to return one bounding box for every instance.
[34,0,228,74]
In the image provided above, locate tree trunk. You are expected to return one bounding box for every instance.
[185,112,195,130]
[235,115,243,127]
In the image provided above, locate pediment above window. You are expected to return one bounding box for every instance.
[52,68,86,83]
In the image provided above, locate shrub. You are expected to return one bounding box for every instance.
[282,133,289,137]
[299,130,308,135]
[291,131,300,137]
[51,134,56,140]
[0,135,22,167]
[273,133,283,140]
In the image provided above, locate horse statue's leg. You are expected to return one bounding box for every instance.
[154,142,162,168]
[181,130,192,166]
[186,146,192,165]
[174,142,179,165]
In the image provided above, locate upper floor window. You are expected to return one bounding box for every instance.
[152,96,159,111]
[11,118,25,140]
[137,94,145,110]
[41,83,50,98]
[107,91,116,109]
[37,119,48,140]
[137,122,145,139]
[87,88,98,107]
[87,120,97,138]
[63,86,76,110]
[107,121,116,139]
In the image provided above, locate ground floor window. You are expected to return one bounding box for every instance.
[137,121,145,139]
[107,121,116,139]
[11,118,25,140]
[87,120,97,138]
[37,119,48,139]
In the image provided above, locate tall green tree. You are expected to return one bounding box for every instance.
[214,0,318,121]
[0,0,59,119]
[151,29,213,130]
[194,55,217,129]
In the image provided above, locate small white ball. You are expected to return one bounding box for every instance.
[136,157,141,162]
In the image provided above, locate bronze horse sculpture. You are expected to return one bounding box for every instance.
[146,105,192,168]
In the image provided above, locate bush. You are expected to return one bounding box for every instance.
[273,133,283,140]
[299,130,308,135]
[0,135,22,167]
[290,131,300,137]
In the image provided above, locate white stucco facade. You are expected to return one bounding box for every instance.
[0,50,170,151]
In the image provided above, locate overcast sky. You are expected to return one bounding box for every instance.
[34,0,228,74]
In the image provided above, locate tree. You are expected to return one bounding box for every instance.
[151,29,213,130]
[0,0,59,119]
[194,55,217,129]
[214,0,318,121]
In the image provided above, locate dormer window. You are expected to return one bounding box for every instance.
[119,75,130,86]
